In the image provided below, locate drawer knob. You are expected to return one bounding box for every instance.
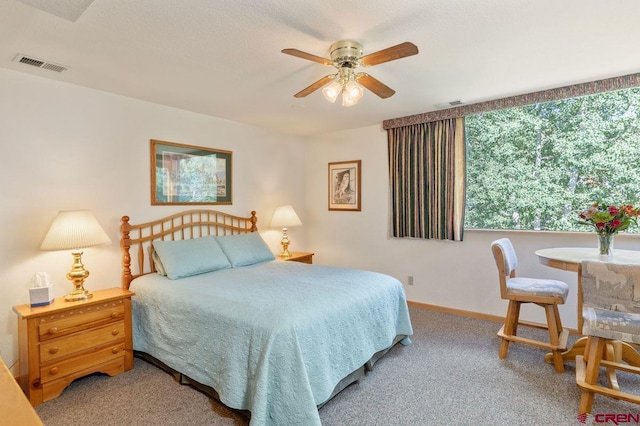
[111,312,118,319]
[48,327,58,335]
[112,347,120,354]
[112,329,119,336]
[49,347,59,355]
[49,367,59,375]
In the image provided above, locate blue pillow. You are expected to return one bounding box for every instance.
[215,232,275,267]
[150,247,167,276]
[152,236,231,279]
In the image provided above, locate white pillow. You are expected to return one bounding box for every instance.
[152,236,231,279]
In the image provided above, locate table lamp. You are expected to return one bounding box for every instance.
[270,205,302,258]
[40,210,112,301]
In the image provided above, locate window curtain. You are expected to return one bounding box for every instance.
[387,117,465,241]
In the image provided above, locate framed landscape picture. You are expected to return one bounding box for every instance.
[150,139,232,205]
[328,160,361,211]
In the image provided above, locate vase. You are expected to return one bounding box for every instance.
[597,232,614,256]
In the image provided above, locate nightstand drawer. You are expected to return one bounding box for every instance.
[40,342,125,384]
[40,322,125,363]
[37,303,124,341]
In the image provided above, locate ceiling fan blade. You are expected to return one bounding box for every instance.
[282,48,334,66]
[294,74,336,98]
[356,73,395,99]
[359,42,419,67]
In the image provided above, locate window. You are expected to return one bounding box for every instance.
[464,87,640,232]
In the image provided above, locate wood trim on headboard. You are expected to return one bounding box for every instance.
[120,210,258,289]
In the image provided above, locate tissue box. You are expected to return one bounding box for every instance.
[30,286,54,307]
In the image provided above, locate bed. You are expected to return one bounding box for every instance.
[120,209,412,425]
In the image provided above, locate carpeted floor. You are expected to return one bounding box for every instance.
[35,307,640,425]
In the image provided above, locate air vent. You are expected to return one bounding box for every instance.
[13,53,68,73]
[41,63,68,72]
[434,100,463,109]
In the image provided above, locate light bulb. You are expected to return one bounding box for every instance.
[342,91,358,107]
[341,80,363,106]
[322,81,342,103]
[344,80,364,100]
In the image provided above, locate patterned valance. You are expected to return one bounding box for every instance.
[382,72,640,130]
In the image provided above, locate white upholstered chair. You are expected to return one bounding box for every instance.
[576,260,640,415]
[491,238,570,373]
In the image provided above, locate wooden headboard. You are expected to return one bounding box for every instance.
[120,209,258,289]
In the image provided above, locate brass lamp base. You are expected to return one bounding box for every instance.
[279,227,292,258]
[65,250,93,302]
[65,288,93,301]
[280,247,292,258]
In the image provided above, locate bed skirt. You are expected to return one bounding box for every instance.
[134,333,408,418]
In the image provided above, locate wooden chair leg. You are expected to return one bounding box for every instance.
[579,337,606,415]
[545,304,564,373]
[583,336,592,357]
[511,302,521,336]
[553,303,563,334]
[605,340,622,390]
[499,300,520,358]
[545,305,560,346]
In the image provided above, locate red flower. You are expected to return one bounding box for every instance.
[578,203,639,234]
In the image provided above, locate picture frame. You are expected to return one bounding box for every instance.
[328,160,361,211]
[150,139,232,205]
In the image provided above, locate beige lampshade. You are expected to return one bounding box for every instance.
[40,210,111,251]
[270,205,302,228]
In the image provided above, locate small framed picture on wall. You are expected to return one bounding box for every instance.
[328,160,361,211]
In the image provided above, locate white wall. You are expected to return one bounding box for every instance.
[4,66,640,376]
[0,68,307,367]
[304,124,640,331]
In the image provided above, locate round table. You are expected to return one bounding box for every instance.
[535,247,640,375]
[536,247,640,272]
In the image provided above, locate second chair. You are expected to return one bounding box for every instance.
[491,238,570,373]
[576,261,640,415]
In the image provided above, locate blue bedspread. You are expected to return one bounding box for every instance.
[131,260,413,425]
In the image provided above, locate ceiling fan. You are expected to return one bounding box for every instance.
[282,40,419,106]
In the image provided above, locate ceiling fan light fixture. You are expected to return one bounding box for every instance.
[283,40,418,104]
[322,80,342,103]
[341,79,364,106]
[344,80,364,100]
[341,92,358,107]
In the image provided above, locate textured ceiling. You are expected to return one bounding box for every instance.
[15,0,95,22]
[2,0,640,136]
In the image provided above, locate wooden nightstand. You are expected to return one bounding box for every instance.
[12,287,134,405]
[279,252,314,264]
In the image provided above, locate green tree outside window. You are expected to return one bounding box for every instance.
[465,87,640,232]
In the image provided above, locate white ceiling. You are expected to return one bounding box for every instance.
[2,0,640,137]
